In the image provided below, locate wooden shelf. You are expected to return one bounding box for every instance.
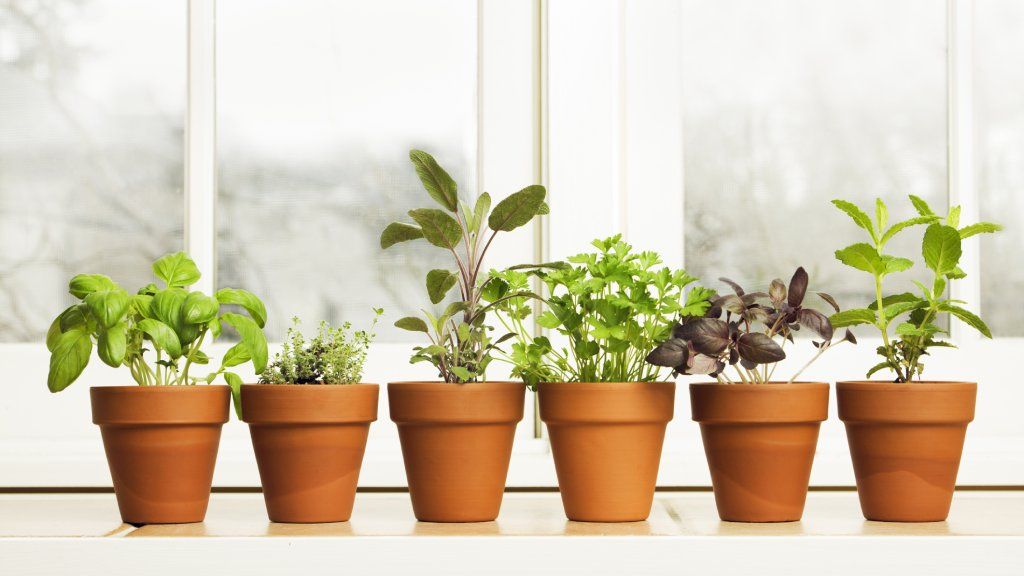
[2,492,1022,575]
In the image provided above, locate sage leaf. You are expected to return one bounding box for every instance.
[395,316,429,333]
[47,328,92,392]
[488,185,547,232]
[472,192,491,232]
[408,208,462,250]
[380,222,424,249]
[409,149,458,211]
[426,269,458,304]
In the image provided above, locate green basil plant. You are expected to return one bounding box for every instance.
[380,150,549,383]
[46,251,268,414]
[829,195,1002,382]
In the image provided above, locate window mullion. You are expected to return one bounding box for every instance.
[185,0,218,294]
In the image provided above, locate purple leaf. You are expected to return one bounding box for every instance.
[796,308,834,341]
[687,353,721,375]
[736,333,786,364]
[645,338,688,368]
[769,279,787,304]
[680,318,731,355]
[718,277,745,296]
[788,267,809,307]
[817,291,841,313]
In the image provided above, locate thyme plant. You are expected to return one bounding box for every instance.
[647,268,855,384]
[829,195,1002,382]
[492,235,711,387]
[380,150,548,383]
[259,311,381,385]
[45,252,268,413]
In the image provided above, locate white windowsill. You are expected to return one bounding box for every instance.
[1,492,1022,575]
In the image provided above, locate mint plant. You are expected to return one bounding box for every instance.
[829,195,1002,382]
[46,252,268,415]
[647,268,855,384]
[380,149,548,383]
[492,235,711,387]
[259,311,381,385]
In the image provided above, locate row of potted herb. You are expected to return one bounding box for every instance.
[45,150,1001,525]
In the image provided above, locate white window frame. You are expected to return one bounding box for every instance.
[3,0,1022,489]
[543,0,1024,487]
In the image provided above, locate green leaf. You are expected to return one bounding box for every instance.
[152,287,186,327]
[84,289,130,329]
[45,316,63,352]
[875,198,888,231]
[941,304,992,338]
[946,205,961,228]
[946,266,967,280]
[47,305,83,352]
[224,372,244,419]
[922,223,962,275]
[131,294,155,319]
[47,329,92,392]
[68,274,118,299]
[865,361,893,378]
[380,222,425,249]
[958,222,1003,239]
[395,316,429,333]
[472,192,491,232]
[152,252,201,288]
[867,292,918,310]
[183,292,220,325]
[409,149,458,211]
[883,300,927,321]
[221,313,268,373]
[408,208,463,250]
[831,199,876,241]
[881,256,914,275]
[488,185,547,232]
[880,215,939,245]
[97,323,127,368]
[426,269,459,304]
[909,194,935,216]
[214,288,266,328]
[137,319,182,358]
[449,366,474,381]
[221,343,252,368]
[834,243,882,274]
[829,308,877,328]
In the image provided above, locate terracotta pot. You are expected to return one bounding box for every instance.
[241,384,379,523]
[91,385,228,524]
[388,381,525,522]
[837,381,976,522]
[690,382,828,522]
[539,382,674,522]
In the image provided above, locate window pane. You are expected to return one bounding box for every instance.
[0,0,185,342]
[217,0,477,340]
[680,0,946,311]
[976,0,1024,336]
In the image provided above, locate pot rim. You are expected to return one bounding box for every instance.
[91,385,229,425]
[690,381,828,388]
[387,380,523,387]
[388,381,526,424]
[241,383,379,424]
[837,380,977,388]
[538,381,674,389]
[538,381,675,424]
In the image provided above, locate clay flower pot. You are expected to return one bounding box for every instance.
[539,381,674,522]
[837,381,976,522]
[690,382,828,522]
[91,385,229,524]
[241,384,379,523]
[388,381,525,522]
